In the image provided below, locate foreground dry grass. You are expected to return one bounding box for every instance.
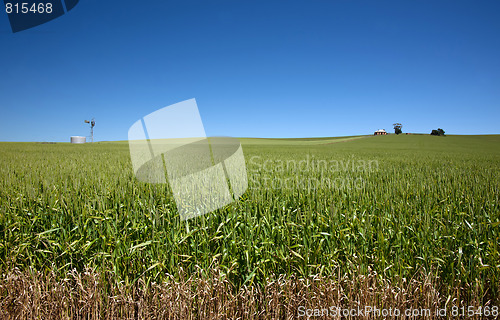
[1,268,497,319]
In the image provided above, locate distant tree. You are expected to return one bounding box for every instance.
[393,123,403,135]
[431,128,446,136]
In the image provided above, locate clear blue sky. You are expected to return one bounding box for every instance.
[1,0,499,142]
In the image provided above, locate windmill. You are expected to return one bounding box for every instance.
[84,118,95,142]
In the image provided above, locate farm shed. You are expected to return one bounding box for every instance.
[374,129,387,135]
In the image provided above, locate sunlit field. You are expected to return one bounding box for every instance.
[0,134,499,318]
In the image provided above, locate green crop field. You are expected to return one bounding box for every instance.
[0,134,499,318]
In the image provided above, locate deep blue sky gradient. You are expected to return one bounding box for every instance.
[1,0,499,141]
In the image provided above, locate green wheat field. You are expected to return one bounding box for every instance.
[0,134,499,318]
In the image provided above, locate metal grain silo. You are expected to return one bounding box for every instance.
[71,136,86,144]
